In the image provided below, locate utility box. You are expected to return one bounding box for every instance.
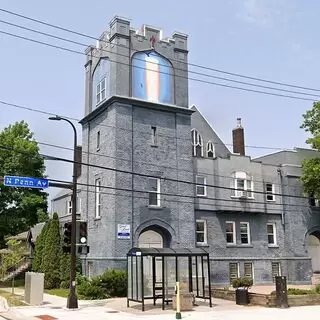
[24,272,44,306]
[275,276,289,308]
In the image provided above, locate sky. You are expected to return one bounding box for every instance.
[0,0,319,203]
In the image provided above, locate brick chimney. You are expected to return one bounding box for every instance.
[232,118,245,156]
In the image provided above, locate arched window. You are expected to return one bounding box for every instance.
[92,58,110,108]
[191,129,203,157]
[207,141,215,158]
[233,171,254,198]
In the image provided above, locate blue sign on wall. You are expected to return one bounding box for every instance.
[3,176,49,189]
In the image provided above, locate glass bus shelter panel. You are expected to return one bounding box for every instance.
[163,256,176,301]
[127,256,132,300]
[132,257,138,301]
[191,256,204,297]
[137,255,142,301]
[142,255,154,297]
[177,256,189,286]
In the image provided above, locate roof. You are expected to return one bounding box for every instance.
[127,247,209,257]
[6,231,28,241]
[29,222,46,241]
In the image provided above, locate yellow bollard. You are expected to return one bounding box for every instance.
[175,281,181,319]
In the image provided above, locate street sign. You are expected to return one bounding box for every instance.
[3,175,49,189]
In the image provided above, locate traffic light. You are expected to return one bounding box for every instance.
[79,221,87,245]
[63,222,72,245]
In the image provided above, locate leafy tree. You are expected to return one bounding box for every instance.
[42,213,61,289]
[0,121,47,246]
[32,221,50,272]
[300,102,320,198]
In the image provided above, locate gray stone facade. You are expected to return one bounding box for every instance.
[51,16,319,286]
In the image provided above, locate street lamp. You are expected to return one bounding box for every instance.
[48,115,78,309]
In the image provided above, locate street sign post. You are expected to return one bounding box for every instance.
[3,175,49,189]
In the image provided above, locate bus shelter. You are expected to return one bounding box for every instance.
[127,247,212,311]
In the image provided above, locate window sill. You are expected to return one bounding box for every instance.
[196,243,209,247]
[196,194,207,197]
[268,244,279,248]
[230,196,255,200]
[266,200,276,203]
[148,205,162,210]
[94,217,101,221]
[151,144,158,148]
[226,244,253,248]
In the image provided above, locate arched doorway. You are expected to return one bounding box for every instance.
[308,234,320,272]
[138,230,163,248]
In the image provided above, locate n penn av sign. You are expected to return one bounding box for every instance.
[4,175,49,189]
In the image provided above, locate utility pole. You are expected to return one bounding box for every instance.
[49,116,78,309]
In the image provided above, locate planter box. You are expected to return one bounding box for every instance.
[235,289,249,305]
[172,292,194,311]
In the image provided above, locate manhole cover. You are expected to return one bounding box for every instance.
[106,310,119,313]
[35,315,58,320]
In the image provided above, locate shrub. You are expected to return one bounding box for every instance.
[287,288,315,295]
[315,284,320,294]
[77,280,107,300]
[99,269,127,297]
[232,277,253,290]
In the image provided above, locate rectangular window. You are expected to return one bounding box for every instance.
[97,131,100,150]
[234,175,253,198]
[149,178,160,206]
[240,222,250,244]
[226,221,236,244]
[244,262,253,280]
[96,78,106,105]
[95,178,101,218]
[196,220,207,244]
[266,183,275,201]
[151,126,157,145]
[229,262,239,284]
[196,176,207,196]
[67,200,72,214]
[267,223,277,245]
[272,262,281,281]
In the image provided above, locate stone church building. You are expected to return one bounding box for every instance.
[51,16,320,286]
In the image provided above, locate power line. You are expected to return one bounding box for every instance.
[1,19,320,99]
[0,144,311,201]
[37,140,298,188]
[47,178,303,214]
[0,99,299,152]
[1,7,320,93]
[0,30,317,103]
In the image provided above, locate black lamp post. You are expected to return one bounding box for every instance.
[49,115,78,309]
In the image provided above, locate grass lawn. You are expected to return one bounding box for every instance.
[0,278,25,289]
[0,289,27,307]
[44,288,69,298]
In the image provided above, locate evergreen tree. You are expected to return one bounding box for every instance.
[60,251,71,288]
[42,213,61,289]
[32,221,50,272]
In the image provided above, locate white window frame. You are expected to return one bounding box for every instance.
[229,262,240,284]
[149,178,161,207]
[97,131,101,151]
[191,129,203,157]
[196,176,207,197]
[233,171,254,198]
[240,222,251,245]
[267,223,277,246]
[266,183,275,201]
[196,220,207,245]
[96,77,107,105]
[95,178,101,218]
[67,200,72,214]
[207,141,215,158]
[271,262,281,282]
[244,262,254,280]
[226,221,236,245]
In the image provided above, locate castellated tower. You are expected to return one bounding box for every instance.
[79,16,195,275]
[84,16,189,116]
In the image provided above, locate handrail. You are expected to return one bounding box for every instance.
[0,256,30,281]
